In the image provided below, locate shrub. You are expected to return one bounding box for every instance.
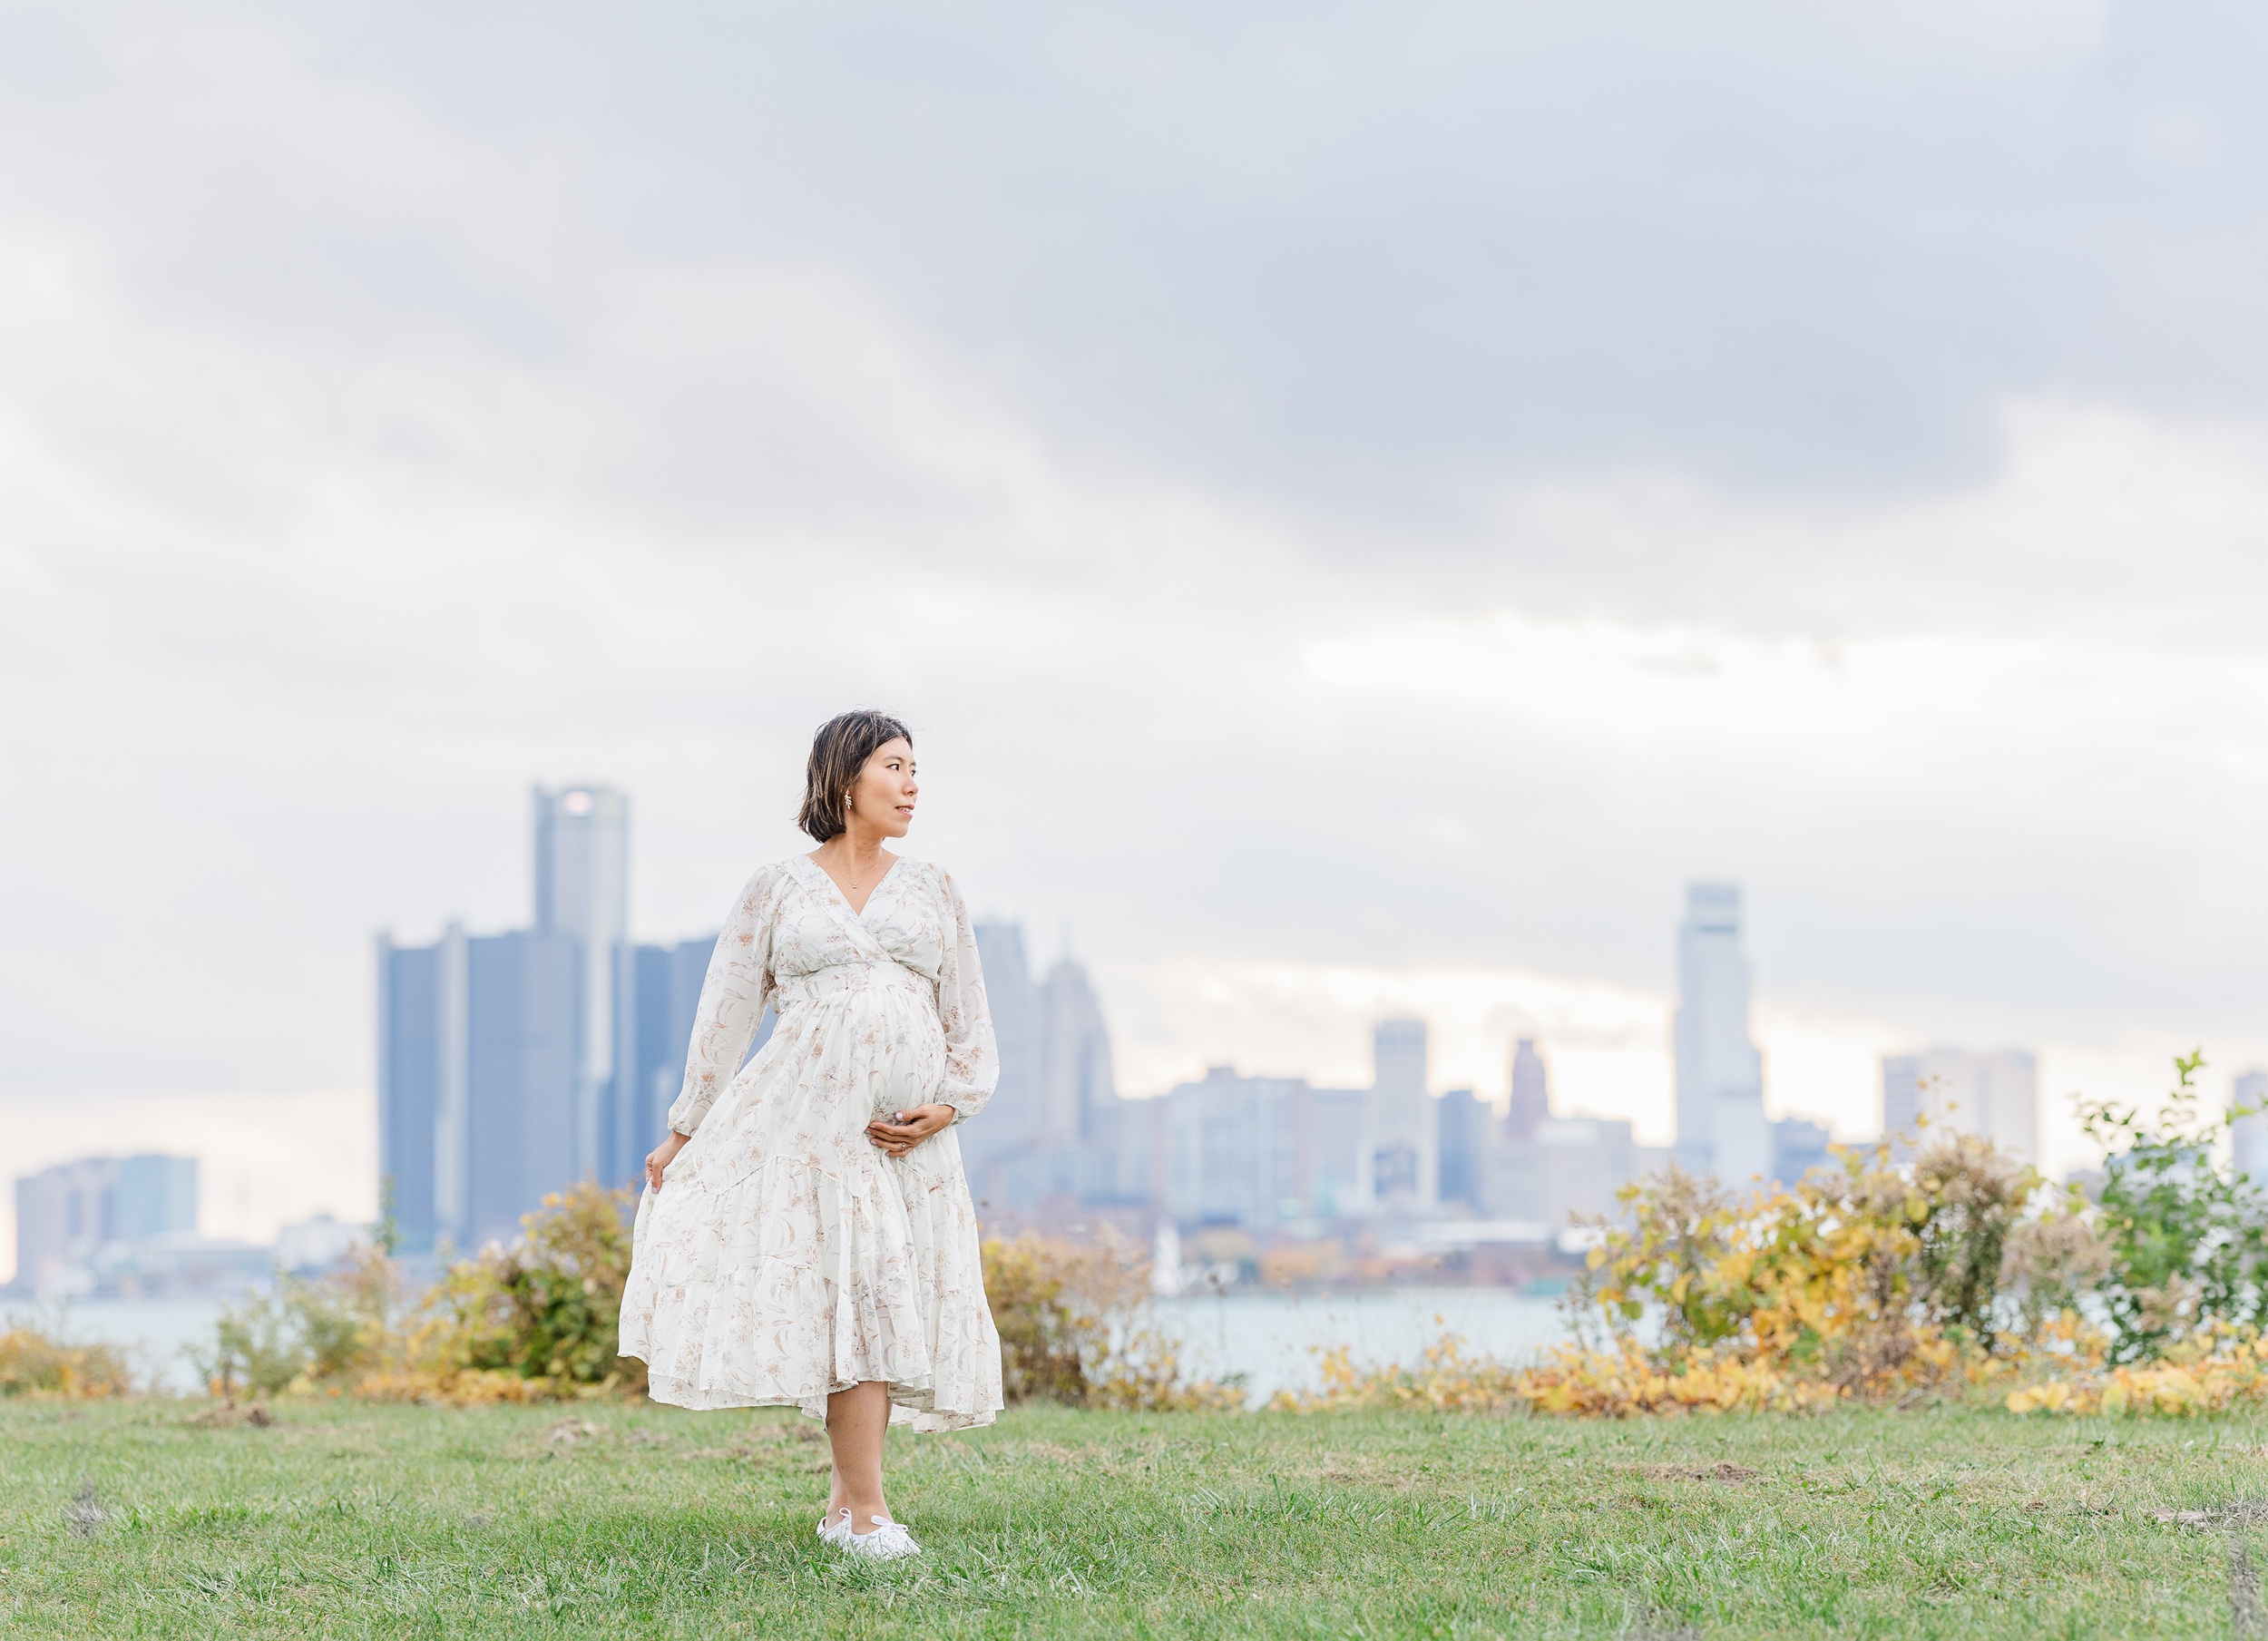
[982,1231,1240,1411]
[2079,1050,2268,1363]
[1269,1333,1533,1415]
[191,1184,640,1405]
[374,1182,643,1402]
[1284,1128,2092,1419]
[2005,1325,2268,1417]
[0,1321,135,1399]
[1909,1131,2035,1343]
[191,1240,403,1400]
[982,1234,1095,1402]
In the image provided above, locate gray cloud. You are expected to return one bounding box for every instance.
[4,0,2268,1143]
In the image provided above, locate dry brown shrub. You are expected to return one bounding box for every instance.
[981,1230,1240,1411]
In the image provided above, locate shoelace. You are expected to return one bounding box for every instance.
[846,1519,921,1558]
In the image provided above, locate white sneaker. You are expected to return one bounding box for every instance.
[816,1509,854,1547]
[840,1518,922,1560]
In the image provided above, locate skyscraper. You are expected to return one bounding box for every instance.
[1435,1088,1485,1211]
[376,933,441,1248]
[533,785,630,1185]
[381,922,583,1252]
[957,922,1129,1212]
[1367,1018,1433,1213]
[381,789,650,1252]
[612,934,721,1189]
[463,930,582,1248]
[1673,884,1767,1182]
[1165,1067,1302,1229]
[1506,1037,1550,1140]
[963,923,1039,1186]
[1882,1050,2038,1163]
[1040,958,1116,1149]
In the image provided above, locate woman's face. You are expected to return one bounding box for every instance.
[847,737,917,838]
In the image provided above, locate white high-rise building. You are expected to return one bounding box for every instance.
[2232,1070,2268,1184]
[1367,1019,1434,1214]
[1881,1049,2038,1163]
[1506,1037,1550,1139]
[533,784,630,1183]
[1673,884,1768,1183]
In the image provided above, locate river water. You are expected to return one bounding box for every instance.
[13,1297,226,1393]
[1149,1287,1573,1403]
[33,1286,1577,1403]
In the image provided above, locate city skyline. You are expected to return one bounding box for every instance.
[10,794,2267,1284]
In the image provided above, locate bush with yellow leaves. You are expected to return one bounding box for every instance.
[1573,1132,2053,1406]
[1276,1126,2107,1419]
[1267,1332,1532,1414]
[1,1319,137,1399]
[2003,1324,2268,1418]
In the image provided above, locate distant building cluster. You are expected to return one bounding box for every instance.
[31,799,2268,1296]
[6,1154,353,1301]
[1882,1048,2039,1160]
[379,786,728,1254]
[358,791,2091,1278]
[958,928,1665,1244]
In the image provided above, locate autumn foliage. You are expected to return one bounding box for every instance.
[1283,1054,2268,1420]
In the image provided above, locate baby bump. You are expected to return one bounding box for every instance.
[695,972,943,1188]
[793,972,944,1117]
[865,1012,947,1118]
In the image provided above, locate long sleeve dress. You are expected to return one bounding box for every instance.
[617,854,1005,1431]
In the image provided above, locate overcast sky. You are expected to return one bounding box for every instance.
[8,0,2268,1266]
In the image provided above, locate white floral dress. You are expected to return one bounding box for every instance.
[618,854,1004,1431]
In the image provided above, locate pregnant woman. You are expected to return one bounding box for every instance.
[619,709,1002,1560]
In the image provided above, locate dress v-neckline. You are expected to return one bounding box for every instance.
[803,852,900,921]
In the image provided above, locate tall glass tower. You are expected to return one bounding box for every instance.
[1367,1018,1433,1213]
[1673,883,1767,1183]
[533,785,630,1183]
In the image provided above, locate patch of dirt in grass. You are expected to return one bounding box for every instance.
[1307,1451,1433,1489]
[185,1404,274,1430]
[1626,1460,1759,1484]
[63,1482,108,1538]
[687,1421,830,1470]
[2232,1540,2264,1638]
[1626,1609,1701,1640]
[2153,1501,2268,1529]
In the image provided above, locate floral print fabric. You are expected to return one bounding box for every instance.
[617,854,1004,1431]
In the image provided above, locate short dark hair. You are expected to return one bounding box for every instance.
[797,710,914,843]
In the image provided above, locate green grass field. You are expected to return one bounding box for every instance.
[5,1398,2267,1638]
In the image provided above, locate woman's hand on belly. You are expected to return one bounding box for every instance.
[865,1104,955,1157]
[645,1130,691,1191]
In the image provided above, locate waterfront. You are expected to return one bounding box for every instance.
[1146,1285,1572,1402]
[32,1286,1576,1402]
[13,1297,223,1393]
